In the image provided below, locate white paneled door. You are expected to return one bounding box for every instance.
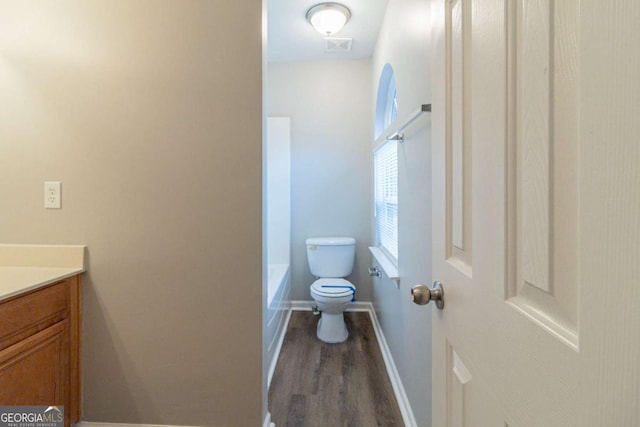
[430,0,640,426]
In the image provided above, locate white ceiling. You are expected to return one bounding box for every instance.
[268,0,389,63]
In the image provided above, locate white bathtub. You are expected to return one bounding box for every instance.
[268,264,289,313]
[266,263,291,385]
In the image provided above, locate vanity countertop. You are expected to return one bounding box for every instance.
[0,244,86,302]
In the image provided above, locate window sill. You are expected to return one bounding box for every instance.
[368,246,399,283]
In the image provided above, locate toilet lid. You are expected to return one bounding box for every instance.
[310,278,356,297]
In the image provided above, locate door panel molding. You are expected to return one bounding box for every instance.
[445,0,473,276]
[505,0,579,350]
[447,342,472,427]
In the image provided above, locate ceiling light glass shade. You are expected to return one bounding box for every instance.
[306,3,351,36]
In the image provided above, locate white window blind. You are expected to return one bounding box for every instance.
[374,140,398,262]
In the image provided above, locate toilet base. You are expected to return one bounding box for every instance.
[317,312,348,343]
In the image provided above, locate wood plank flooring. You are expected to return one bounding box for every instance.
[268,311,405,427]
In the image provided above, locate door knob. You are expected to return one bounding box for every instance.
[411,281,445,309]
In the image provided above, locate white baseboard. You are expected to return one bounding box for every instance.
[262,411,275,427]
[365,304,418,427]
[289,299,314,311]
[288,301,417,427]
[290,299,371,312]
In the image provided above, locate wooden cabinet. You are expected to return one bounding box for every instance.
[0,276,81,427]
[0,321,69,404]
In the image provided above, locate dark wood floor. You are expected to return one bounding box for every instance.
[269,311,405,427]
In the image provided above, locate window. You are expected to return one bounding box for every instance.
[374,64,399,263]
[375,64,398,139]
[374,139,398,262]
[385,82,398,129]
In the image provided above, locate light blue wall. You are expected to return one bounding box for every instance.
[266,117,291,266]
[371,0,433,425]
[268,60,373,302]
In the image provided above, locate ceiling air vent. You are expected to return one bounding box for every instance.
[324,37,353,53]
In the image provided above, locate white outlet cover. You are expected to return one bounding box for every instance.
[44,181,61,209]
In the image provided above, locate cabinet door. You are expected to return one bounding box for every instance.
[0,320,69,407]
[0,280,69,352]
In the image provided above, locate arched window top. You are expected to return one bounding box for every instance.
[375,63,398,139]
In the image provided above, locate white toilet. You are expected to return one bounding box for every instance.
[306,237,356,343]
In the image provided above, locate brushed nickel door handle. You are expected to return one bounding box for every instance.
[411,281,445,309]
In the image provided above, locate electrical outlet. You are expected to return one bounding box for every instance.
[44,181,61,209]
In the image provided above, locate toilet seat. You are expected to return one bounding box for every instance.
[310,278,356,298]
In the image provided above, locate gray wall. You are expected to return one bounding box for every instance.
[268,60,373,301]
[0,2,263,426]
[371,0,433,425]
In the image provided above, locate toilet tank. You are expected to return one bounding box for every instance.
[306,237,356,278]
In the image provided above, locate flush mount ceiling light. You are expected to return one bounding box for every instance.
[306,3,351,36]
